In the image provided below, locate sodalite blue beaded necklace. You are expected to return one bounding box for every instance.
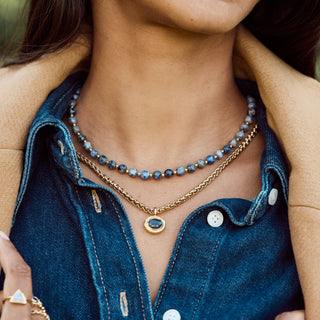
[67,88,257,181]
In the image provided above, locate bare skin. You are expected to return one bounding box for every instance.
[72,0,265,305]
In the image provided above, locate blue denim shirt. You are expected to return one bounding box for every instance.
[9,72,303,320]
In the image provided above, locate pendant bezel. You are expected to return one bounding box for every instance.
[144,216,166,234]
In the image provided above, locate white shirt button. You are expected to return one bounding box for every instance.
[268,188,278,206]
[207,210,224,228]
[163,309,181,320]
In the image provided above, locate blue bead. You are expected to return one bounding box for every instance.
[215,150,224,159]
[129,168,139,177]
[247,96,255,104]
[118,164,127,174]
[73,94,79,100]
[152,171,162,180]
[90,149,99,158]
[197,159,206,169]
[248,108,256,117]
[206,155,215,164]
[83,141,92,150]
[98,155,107,165]
[164,169,174,178]
[68,116,77,125]
[141,170,150,180]
[248,102,257,109]
[245,115,253,124]
[72,126,80,134]
[223,145,232,154]
[176,167,185,176]
[240,123,249,132]
[236,131,245,140]
[77,134,86,143]
[68,108,76,115]
[230,139,238,147]
[108,160,117,170]
[76,88,81,95]
[187,164,196,173]
[70,100,77,107]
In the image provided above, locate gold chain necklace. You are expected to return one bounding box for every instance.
[77,124,258,234]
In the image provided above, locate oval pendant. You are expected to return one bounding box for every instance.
[144,216,166,234]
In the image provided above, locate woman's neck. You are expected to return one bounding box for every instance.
[77,1,247,167]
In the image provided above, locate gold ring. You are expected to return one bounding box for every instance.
[31,309,50,320]
[2,289,31,305]
[31,297,50,320]
[3,290,50,319]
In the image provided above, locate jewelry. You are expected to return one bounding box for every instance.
[68,88,257,180]
[31,297,50,320]
[3,291,50,319]
[77,124,258,234]
[3,289,31,305]
[31,310,50,320]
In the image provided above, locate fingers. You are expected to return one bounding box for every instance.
[275,310,306,320]
[0,231,33,320]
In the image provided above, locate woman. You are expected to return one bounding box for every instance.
[0,0,319,319]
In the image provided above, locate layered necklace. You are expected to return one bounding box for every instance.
[67,89,258,234]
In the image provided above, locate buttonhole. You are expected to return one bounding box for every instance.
[91,190,102,213]
[120,291,129,317]
[57,139,65,155]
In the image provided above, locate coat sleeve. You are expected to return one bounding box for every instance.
[235,25,320,319]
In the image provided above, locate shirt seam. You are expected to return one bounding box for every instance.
[191,228,228,319]
[74,186,111,320]
[107,193,148,320]
[154,207,209,314]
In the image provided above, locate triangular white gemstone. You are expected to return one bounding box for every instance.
[9,290,27,305]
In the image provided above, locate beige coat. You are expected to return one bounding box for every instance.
[1,27,320,316]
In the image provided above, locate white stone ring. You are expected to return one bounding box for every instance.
[3,290,50,319]
[2,289,31,305]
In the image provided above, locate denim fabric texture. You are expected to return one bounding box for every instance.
[8,72,304,319]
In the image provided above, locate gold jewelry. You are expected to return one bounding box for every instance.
[3,291,50,319]
[31,297,50,320]
[77,124,258,234]
[31,309,50,320]
[3,289,31,305]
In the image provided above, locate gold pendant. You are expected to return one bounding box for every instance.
[144,216,166,234]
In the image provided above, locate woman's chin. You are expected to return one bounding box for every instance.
[138,0,260,36]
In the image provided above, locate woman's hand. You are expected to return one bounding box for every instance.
[0,231,44,320]
[275,311,306,320]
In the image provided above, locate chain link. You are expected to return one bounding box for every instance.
[77,124,258,215]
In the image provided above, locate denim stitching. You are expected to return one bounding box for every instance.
[14,121,62,222]
[67,148,79,183]
[154,208,206,314]
[107,194,147,320]
[75,186,111,320]
[248,197,266,222]
[252,197,265,217]
[191,229,227,320]
[265,159,288,197]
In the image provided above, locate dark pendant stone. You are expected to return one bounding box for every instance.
[148,218,163,229]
